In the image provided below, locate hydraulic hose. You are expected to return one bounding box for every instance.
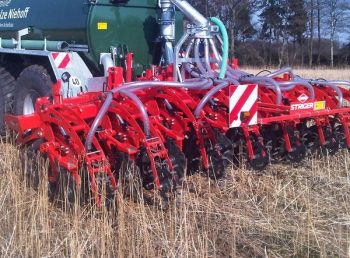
[194,80,228,118]
[209,38,221,63]
[204,39,214,78]
[85,92,113,151]
[194,78,240,118]
[274,78,315,100]
[209,39,248,79]
[314,80,350,88]
[194,39,209,77]
[226,68,244,80]
[310,80,344,108]
[266,67,295,81]
[240,76,283,105]
[183,40,200,77]
[210,17,228,79]
[119,90,151,137]
[85,79,213,150]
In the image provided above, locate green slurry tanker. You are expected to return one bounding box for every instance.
[0,0,182,131]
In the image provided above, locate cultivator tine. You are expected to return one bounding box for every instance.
[143,137,173,190]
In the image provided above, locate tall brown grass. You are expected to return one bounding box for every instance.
[244,67,350,81]
[1,143,350,257]
[0,69,350,257]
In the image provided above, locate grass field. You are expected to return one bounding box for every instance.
[0,69,350,257]
[244,67,350,81]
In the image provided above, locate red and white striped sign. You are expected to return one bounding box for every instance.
[52,52,71,69]
[229,84,258,128]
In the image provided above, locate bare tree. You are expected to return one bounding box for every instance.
[324,0,349,67]
[307,0,315,67]
[316,0,322,65]
[212,0,258,57]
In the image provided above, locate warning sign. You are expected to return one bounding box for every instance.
[98,22,108,30]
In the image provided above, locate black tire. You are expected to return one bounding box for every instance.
[14,65,53,116]
[0,67,16,134]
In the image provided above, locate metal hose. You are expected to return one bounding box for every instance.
[194,78,239,118]
[314,80,350,89]
[119,90,151,137]
[194,80,228,118]
[204,39,214,78]
[85,79,213,150]
[266,67,295,81]
[274,78,315,100]
[240,76,283,105]
[85,92,113,150]
[184,40,201,78]
[310,80,344,108]
[208,38,221,64]
[212,35,250,78]
[194,39,209,77]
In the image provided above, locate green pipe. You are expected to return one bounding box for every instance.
[0,39,69,51]
[210,17,229,79]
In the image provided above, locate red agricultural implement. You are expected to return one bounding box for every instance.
[3,0,350,207]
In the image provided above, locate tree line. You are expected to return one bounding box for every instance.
[188,0,350,67]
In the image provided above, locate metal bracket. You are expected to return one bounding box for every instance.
[16,28,31,49]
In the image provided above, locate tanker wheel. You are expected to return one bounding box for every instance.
[14,65,53,116]
[0,67,16,134]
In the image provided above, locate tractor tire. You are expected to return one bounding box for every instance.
[14,65,53,116]
[0,67,16,134]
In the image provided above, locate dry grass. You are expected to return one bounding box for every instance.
[244,67,350,81]
[0,69,350,257]
[0,142,349,257]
